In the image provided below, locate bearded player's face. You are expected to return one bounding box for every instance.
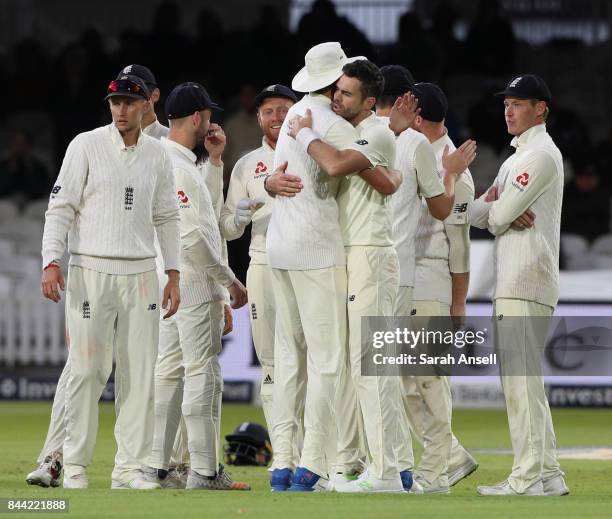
[332,75,366,122]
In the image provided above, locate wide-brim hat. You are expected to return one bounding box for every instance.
[292,41,366,93]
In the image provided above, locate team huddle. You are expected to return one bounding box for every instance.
[29,41,569,497]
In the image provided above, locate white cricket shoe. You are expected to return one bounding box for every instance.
[111,471,161,490]
[477,479,544,496]
[415,477,450,494]
[141,466,187,489]
[63,473,89,489]
[328,470,360,491]
[334,470,404,493]
[26,452,62,488]
[543,473,570,496]
[448,452,479,487]
[186,465,250,490]
[408,479,424,494]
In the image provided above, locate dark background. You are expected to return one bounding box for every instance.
[1,0,611,281]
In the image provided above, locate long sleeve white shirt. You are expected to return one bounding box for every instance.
[266,93,358,270]
[390,127,445,287]
[414,133,474,304]
[164,139,235,307]
[42,123,180,275]
[470,124,563,307]
[220,138,275,265]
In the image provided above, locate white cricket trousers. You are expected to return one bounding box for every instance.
[149,300,224,477]
[36,358,190,468]
[494,298,562,493]
[63,266,159,481]
[247,263,304,465]
[335,246,401,480]
[37,358,70,464]
[394,286,415,472]
[270,266,347,477]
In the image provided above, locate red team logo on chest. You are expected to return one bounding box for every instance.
[516,172,530,187]
[177,190,189,204]
[254,162,268,177]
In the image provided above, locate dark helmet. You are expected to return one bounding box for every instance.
[223,422,272,467]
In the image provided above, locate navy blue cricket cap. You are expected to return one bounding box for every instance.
[105,74,150,101]
[254,84,298,109]
[413,82,448,122]
[380,65,415,97]
[117,64,157,90]
[165,82,223,120]
[494,74,552,103]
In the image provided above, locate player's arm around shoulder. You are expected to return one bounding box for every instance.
[488,150,557,236]
[288,110,367,177]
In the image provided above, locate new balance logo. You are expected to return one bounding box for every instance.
[497,314,504,321]
[51,185,61,195]
[263,374,273,385]
[148,304,157,311]
[410,309,417,315]
[355,139,368,146]
[124,187,134,210]
[349,295,356,302]
[454,203,468,213]
[82,301,90,319]
[251,303,258,320]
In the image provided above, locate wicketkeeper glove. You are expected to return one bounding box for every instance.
[234,198,265,227]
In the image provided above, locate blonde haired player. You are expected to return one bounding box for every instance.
[472,74,568,497]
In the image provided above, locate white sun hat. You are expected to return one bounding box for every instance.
[292,41,367,93]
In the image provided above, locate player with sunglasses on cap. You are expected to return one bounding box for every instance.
[40,74,181,489]
[25,64,189,489]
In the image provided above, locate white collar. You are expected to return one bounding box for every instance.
[511,123,547,149]
[108,123,143,151]
[162,137,197,164]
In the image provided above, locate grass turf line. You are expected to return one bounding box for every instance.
[0,402,611,519]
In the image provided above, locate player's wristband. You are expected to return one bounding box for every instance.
[296,127,320,151]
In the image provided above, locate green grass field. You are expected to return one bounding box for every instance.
[1,402,611,518]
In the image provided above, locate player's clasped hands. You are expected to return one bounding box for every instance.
[287,109,313,138]
[264,161,303,198]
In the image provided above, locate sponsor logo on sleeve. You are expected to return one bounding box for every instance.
[355,139,368,145]
[254,162,268,178]
[51,185,61,197]
[177,190,189,204]
[512,172,530,191]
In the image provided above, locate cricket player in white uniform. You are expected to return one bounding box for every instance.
[471,74,568,496]
[264,42,369,492]
[26,64,190,488]
[374,65,477,491]
[40,74,181,489]
[409,82,478,493]
[287,59,409,493]
[219,85,299,458]
[145,82,250,491]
